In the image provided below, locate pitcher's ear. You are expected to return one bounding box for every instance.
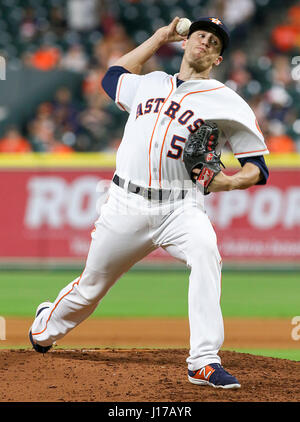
[182,39,187,50]
[214,56,223,66]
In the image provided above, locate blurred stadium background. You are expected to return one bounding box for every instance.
[0,0,299,153]
[0,0,299,359]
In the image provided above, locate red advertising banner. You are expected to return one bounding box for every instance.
[0,169,112,261]
[206,169,300,262]
[0,167,299,263]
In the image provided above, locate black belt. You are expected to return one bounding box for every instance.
[113,174,187,201]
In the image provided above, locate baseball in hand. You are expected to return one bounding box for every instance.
[176,18,192,36]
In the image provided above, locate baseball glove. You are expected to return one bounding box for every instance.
[183,120,223,195]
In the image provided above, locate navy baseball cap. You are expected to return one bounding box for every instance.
[187,17,230,55]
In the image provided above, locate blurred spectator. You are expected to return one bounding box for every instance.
[213,0,255,40]
[267,134,296,153]
[29,120,74,153]
[227,0,255,26]
[271,55,293,86]
[78,96,113,149]
[266,121,296,153]
[30,45,61,71]
[60,44,89,73]
[248,95,269,135]
[288,4,300,24]
[0,127,32,153]
[51,87,81,135]
[28,102,73,153]
[224,49,252,95]
[94,23,135,68]
[82,66,110,107]
[271,24,299,53]
[214,0,256,27]
[271,4,300,52]
[230,49,248,70]
[48,6,67,36]
[67,0,101,32]
[265,86,293,123]
[19,7,39,41]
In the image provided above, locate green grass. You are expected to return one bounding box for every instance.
[0,269,188,317]
[0,269,299,318]
[225,349,300,362]
[220,271,300,318]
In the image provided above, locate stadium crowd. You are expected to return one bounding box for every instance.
[0,0,299,154]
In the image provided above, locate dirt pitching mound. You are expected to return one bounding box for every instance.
[0,349,299,402]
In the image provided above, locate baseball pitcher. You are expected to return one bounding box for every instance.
[29,17,269,389]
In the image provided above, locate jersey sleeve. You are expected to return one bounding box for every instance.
[218,88,269,159]
[102,66,143,113]
[114,71,143,113]
[224,118,268,159]
[101,66,130,101]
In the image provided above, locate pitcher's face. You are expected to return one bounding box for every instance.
[182,30,223,72]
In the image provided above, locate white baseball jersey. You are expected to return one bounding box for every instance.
[114,70,268,189]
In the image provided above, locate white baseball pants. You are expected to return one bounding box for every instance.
[31,182,223,370]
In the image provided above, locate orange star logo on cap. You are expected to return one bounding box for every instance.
[210,17,222,25]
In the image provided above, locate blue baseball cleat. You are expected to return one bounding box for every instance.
[188,363,241,389]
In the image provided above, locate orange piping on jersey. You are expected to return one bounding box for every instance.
[158,85,226,186]
[255,118,263,134]
[159,119,174,186]
[234,148,268,156]
[178,85,225,104]
[116,74,127,111]
[31,271,85,336]
[148,78,174,186]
